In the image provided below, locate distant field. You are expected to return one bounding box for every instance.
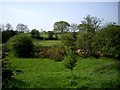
[40,32,61,39]
[33,40,62,46]
[5,57,120,88]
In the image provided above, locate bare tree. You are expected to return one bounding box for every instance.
[0,24,5,31]
[16,23,29,33]
[5,23,13,30]
[70,23,78,32]
[78,15,103,32]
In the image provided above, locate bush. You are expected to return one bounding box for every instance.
[60,33,76,47]
[45,47,65,61]
[2,49,14,88]
[2,58,14,84]
[77,25,120,59]
[33,44,44,58]
[6,34,34,58]
[76,32,93,57]
[92,25,120,59]
[2,44,9,59]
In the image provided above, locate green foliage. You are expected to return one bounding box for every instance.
[47,31,54,39]
[77,23,120,59]
[63,46,77,75]
[77,15,102,56]
[78,15,102,32]
[92,25,120,59]
[31,29,40,39]
[2,44,9,59]
[54,33,58,39]
[2,58,14,85]
[32,44,43,58]
[2,30,17,43]
[76,32,92,57]
[60,33,76,47]
[54,21,70,33]
[2,49,15,88]
[76,32,88,49]
[7,34,34,58]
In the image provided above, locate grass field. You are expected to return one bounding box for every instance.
[5,57,120,88]
[33,40,62,46]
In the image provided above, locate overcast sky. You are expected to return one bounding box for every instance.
[0,0,119,31]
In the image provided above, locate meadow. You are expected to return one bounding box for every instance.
[2,23,120,88]
[33,39,62,46]
[4,56,120,88]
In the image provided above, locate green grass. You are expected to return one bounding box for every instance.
[33,40,62,46]
[5,57,120,88]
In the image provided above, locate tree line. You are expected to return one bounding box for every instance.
[1,15,120,60]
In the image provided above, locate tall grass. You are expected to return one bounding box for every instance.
[4,57,120,88]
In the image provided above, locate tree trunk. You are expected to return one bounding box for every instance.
[61,29,63,33]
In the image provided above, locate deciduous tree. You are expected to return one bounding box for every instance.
[70,23,78,33]
[31,29,40,38]
[16,23,29,33]
[53,21,70,33]
[77,15,102,55]
[63,46,77,75]
[5,23,13,30]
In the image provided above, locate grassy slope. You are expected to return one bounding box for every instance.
[6,57,120,88]
[33,33,62,46]
[33,40,62,46]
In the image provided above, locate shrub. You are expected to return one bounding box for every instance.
[2,45,14,88]
[6,34,34,58]
[60,33,76,47]
[76,32,88,49]
[77,25,120,59]
[33,44,43,58]
[63,46,77,75]
[76,31,94,56]
[45,47,65,61]
[2,58,14,84]
[2,44,9,59]
[2,49,14,88]
[92,25,120,59]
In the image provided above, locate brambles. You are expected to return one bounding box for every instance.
[45,47,65,61]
